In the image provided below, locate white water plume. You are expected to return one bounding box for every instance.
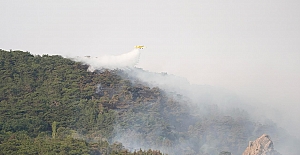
[72,49,141,71]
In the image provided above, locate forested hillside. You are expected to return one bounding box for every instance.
[0,50,163,155]
[0,50,298,155]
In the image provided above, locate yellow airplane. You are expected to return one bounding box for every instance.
[134,45,145,49]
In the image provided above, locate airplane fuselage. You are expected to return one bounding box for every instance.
[134,45,144,49]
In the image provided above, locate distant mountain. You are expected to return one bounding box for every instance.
[0,49,299,155]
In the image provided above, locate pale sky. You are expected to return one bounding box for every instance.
[1,1,300,135]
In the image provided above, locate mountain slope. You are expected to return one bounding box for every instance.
[0,50,163,155]
[0,49,299,155]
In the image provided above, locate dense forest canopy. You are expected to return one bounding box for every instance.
[0,49,298,155]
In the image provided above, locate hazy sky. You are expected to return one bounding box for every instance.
[1,1,300,135]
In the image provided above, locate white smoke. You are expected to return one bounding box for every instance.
[68,48,299,154]
[72,49,141,71]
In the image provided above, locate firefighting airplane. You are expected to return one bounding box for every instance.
[134,45,145,49]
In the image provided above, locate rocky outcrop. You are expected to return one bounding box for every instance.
[243,134,281,155]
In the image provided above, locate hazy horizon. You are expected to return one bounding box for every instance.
[1,1,299,138]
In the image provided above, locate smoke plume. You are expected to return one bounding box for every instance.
[69,49,299,155]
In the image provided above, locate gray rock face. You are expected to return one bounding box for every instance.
[219,151,232,155]
[243,134,281,155]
